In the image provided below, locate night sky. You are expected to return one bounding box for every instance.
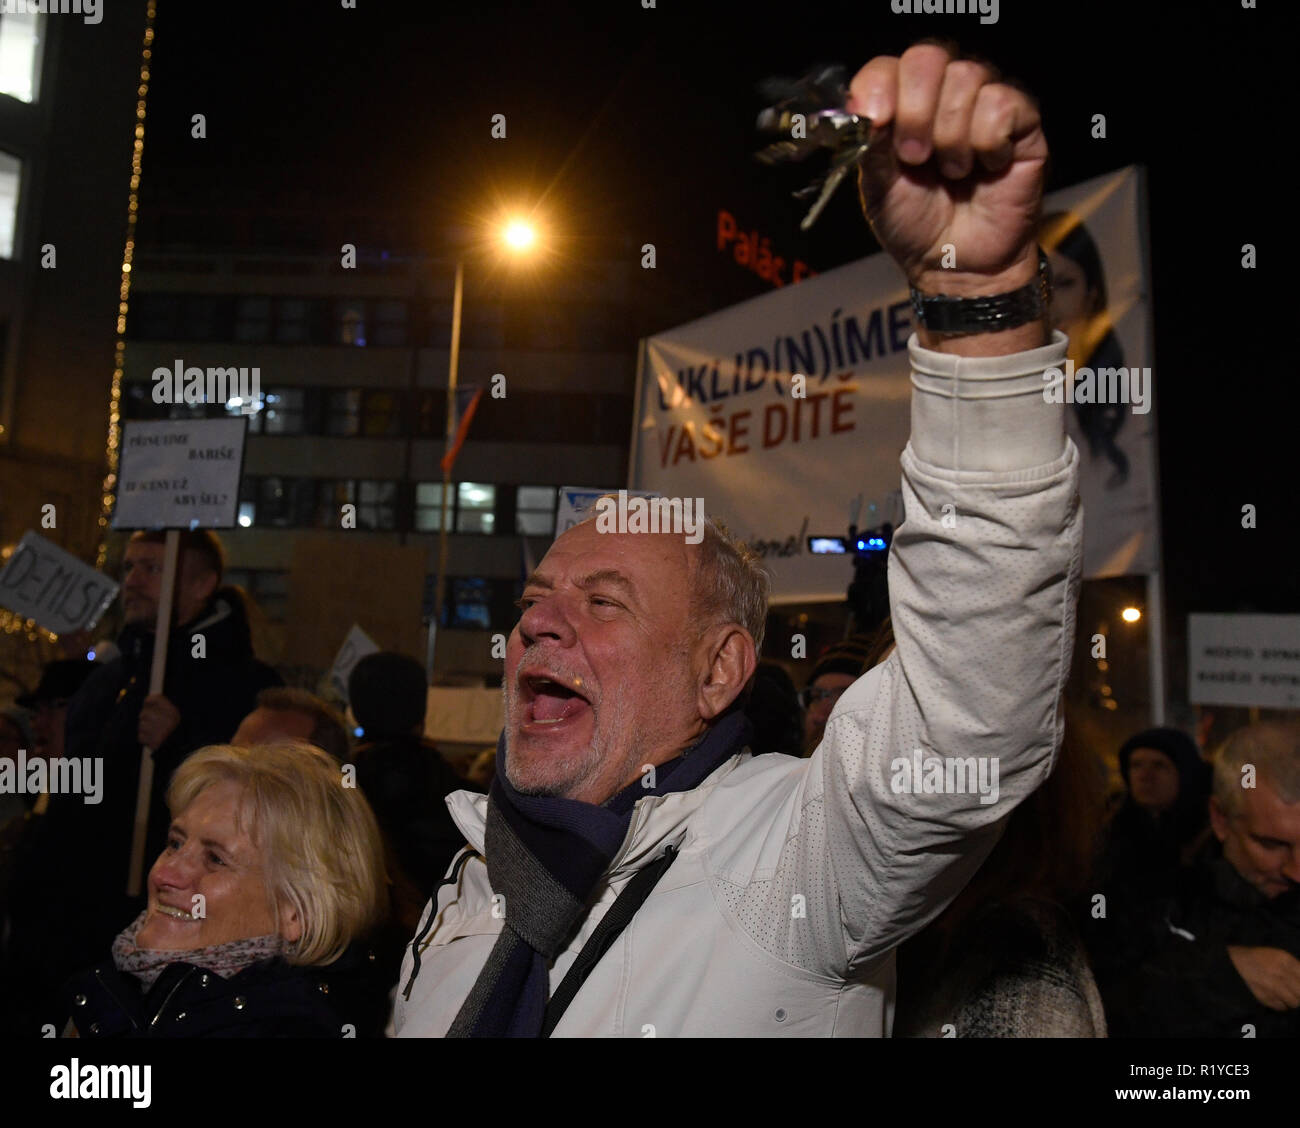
[134,0,1294,622]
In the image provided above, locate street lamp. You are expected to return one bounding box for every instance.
[427,218,544,677]
[1121,606,1141,623]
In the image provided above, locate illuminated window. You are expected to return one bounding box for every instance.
[516,485,557,535]
[0,151,21,259]
[414,482,445,532]
[357,480,398,530]
[457,482,495,533]
[0,12,42,104]
[245,389,305,435]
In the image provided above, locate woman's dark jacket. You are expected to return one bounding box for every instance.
[60,943,389,1038]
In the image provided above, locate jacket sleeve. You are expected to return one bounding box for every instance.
[720,329,1082,978]
[1099,929,1261,1038]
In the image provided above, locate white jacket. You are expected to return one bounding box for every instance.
[395,329,1082,1037]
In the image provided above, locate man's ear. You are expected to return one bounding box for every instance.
[1208,795,1229,844]
[696,625,757,722]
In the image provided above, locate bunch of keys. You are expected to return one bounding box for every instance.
[754,63,880,231]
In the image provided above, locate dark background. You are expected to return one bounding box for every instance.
[134,0,1295,623]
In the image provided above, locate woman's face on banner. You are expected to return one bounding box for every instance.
[1047,251,1095,333]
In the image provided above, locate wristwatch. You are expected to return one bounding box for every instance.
[909,247,1052,335]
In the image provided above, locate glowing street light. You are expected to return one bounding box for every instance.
[502,219,537,251]
[1121,606,1141,623]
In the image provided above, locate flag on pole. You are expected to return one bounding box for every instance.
[441,385,485,473]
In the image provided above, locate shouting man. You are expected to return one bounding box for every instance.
[397,43,1082,1037]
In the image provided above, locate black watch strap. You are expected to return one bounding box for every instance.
[909,248,1052,335]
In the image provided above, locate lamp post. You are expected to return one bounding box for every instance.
[426,220,540,680]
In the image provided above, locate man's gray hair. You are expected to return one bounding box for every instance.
[1212,721,1300,818]
[691,515,770,656]
[579,499,770,655]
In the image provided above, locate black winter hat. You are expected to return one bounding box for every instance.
[1118,727,1207,790]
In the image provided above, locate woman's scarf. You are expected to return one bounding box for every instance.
[111,910,286,990]
[446,709,753,1037]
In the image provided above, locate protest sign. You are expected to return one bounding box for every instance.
[329,623,380,701]
[112,418,247,529]
[0,531,118,635]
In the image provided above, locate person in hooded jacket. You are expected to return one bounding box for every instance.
[1097,727,1212,909]
[2,529,280,1034]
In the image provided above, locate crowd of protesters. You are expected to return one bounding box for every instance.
[1,529,1297,1038]
[1,43,1297,1038]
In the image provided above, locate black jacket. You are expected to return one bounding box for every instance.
[352,734,479,903]
[2,589,280,1030]
[61,943,389,1038]
[1093,848,1300,1038]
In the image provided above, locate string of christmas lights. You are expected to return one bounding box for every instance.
[0,1,158,644]
[95,0,157,570]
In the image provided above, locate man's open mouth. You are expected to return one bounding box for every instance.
[520,671,592,728]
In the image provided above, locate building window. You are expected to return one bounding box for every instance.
[234,297,271,343]
[361,390,402,437]
[372,300,408,347]
[427,302,504,349]
[516,485,557,535]
[448,577,492,629]
[337,299,367,346]
[415,481,496,534]
[357,480,398,530]
[275,298,313,344]
[414,482,445,532]
[244,389,306,435]
[0,12,43,104]
[0,150,21,260]
[261,476,319,527]
[181,295,224,341]
[457,482,495,534]
[315,480,354,527]
[325,389,361,436]
[131,293,182,339]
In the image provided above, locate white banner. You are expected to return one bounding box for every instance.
[113,418,247,530]
[629,167,1158,601]
[1188,614,1300,710]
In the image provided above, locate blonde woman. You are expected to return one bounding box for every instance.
[61,742,389,1037]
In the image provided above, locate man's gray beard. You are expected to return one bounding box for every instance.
[503,680,642,802]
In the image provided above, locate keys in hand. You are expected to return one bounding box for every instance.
[754,63,879,231]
